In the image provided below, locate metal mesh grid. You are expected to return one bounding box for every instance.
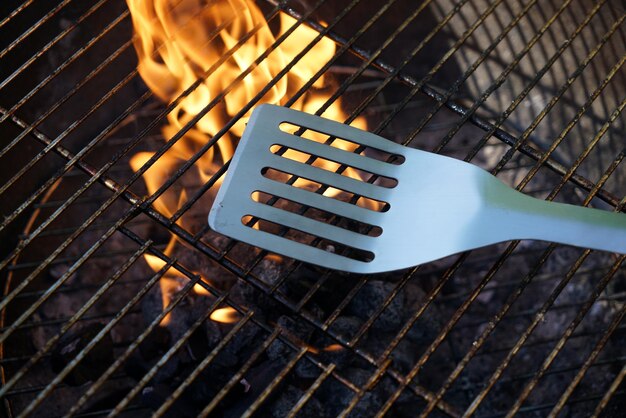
[0,0,624,416]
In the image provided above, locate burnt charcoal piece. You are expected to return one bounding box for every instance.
[314,316,362,369]
[141,383,198,418]
[294,357,320,380]
[318,376,383,418]
[139,325,171,360]
[222,360,286,417]
[125,326,180,384]
[267,315,315,361]
[185,365,248,413]
[268,385,325,418]
[347,281,406,330]
[50,323,114,386]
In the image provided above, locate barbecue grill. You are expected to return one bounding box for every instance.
[0,0,624,417]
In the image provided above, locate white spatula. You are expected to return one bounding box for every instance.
[208,104,626,273]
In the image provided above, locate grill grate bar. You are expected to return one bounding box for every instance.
[479,390,626,418]
[440,266,611,304]
[3,374,128,398]
[456,294,626,331]
[7,246,158,272]
[494,355,626,387]
[0,310,141,334]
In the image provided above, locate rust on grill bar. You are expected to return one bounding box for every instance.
[0,0,625,417]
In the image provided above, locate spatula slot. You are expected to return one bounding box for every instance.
[261,167,390,212]
[241,215,375,263]
[278,122,405,165]
[250,191,383,237]
[269,145,398,189]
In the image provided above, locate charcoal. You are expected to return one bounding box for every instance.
[268,385,325,418]
[312,316,362,369]
[267,315,315,361]
[294,357,320,379]
[186,326,210,361]
[326,316,362,340]
[229,278,282,315]
[389,338,419,373]
[223,321,262,361]
[185,366,248,412]
[318,377,382,418]
[139,326,171,360]
[141,383,197,417]
[347,281,406,330]
[223,360,286,417]
[50,323,114,386]
[204,317,224,348]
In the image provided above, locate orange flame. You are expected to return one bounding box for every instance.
[210,307,240,323]
[323,343,344,352]
[127,0,370,318]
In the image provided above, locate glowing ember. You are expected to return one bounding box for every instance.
[126,0,370,316]
[210,307,240,323]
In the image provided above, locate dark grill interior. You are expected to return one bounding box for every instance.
[0,0,624,416]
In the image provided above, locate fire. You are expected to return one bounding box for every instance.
[126,0,370,319]
[323,343,344,352]
[210,307,240,323]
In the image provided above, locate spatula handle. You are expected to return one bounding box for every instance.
[507,194,626,254]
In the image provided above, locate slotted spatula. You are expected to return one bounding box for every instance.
[208,104,626,273]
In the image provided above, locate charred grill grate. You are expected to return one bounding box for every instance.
[0,0,625,417]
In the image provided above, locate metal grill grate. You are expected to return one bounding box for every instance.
[0,0,624,416]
